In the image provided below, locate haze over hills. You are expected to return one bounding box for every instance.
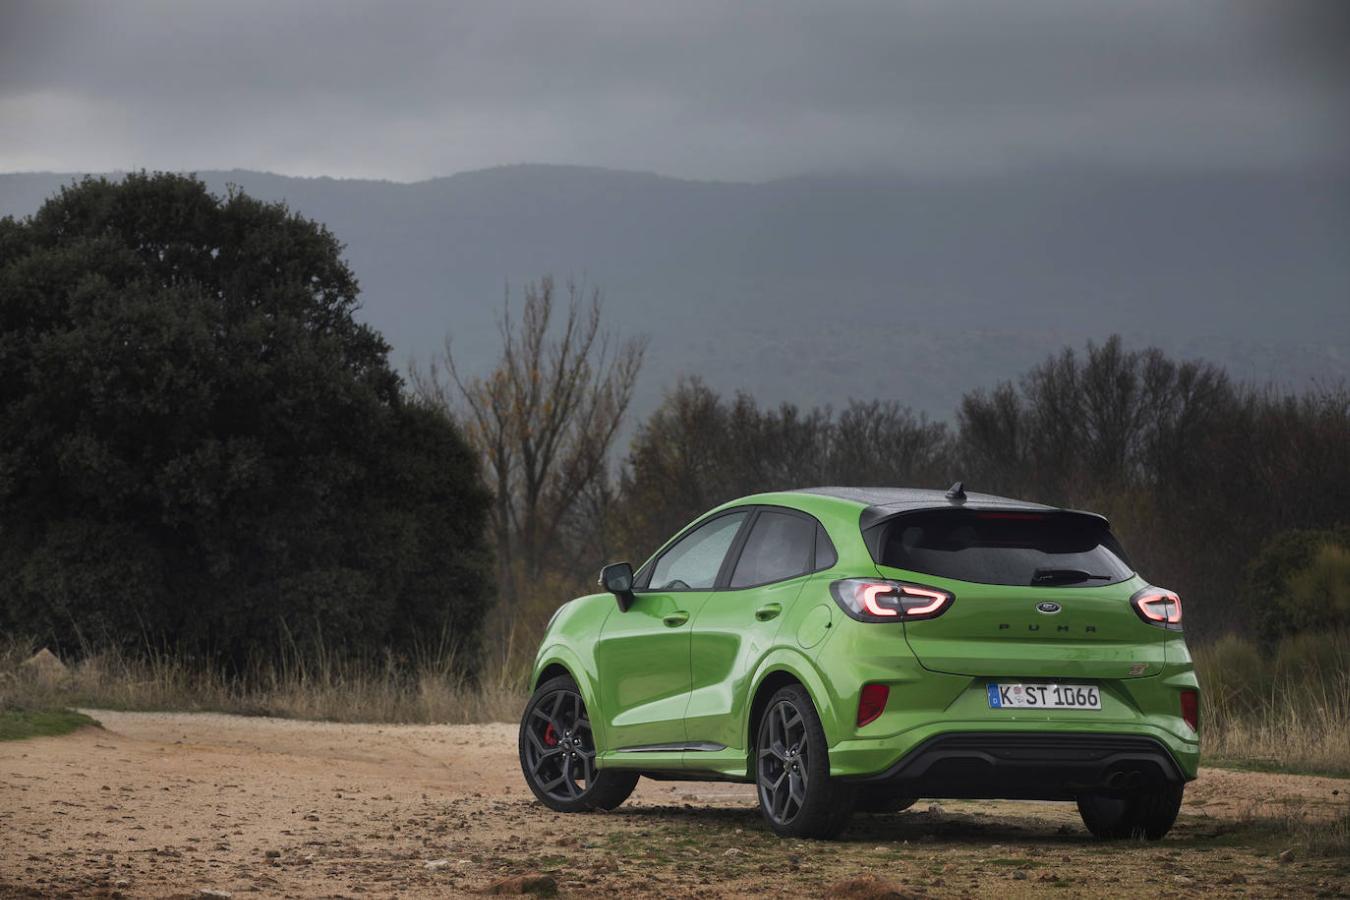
[3,165,1347,421]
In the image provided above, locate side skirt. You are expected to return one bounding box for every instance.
[613,741,727,753]
[597,742,753,781]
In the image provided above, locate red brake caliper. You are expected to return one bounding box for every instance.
[543,722,558,747]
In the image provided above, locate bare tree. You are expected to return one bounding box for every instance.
[413,277,647,604]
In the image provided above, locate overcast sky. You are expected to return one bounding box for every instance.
[1,0,1347,182]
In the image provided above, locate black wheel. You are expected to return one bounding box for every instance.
[1077,783,1184,840]
[519,675,638,812]
[755,684,856,839]
[855,787,917,814]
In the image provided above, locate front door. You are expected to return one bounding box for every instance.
[592,510,750,750]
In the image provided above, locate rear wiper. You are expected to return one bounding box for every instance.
[1031,568,1113,585]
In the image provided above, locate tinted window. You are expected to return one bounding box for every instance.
[730,511,817,588]
[872,510,1133,587]
[649,512,748,591]
[815,524,838,570]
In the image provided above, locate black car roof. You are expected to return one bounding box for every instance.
[793,486,1098,530]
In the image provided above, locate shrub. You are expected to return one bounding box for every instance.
[1284,544,1350,633]
[0,174,492,670]
[1244,527,1350,638]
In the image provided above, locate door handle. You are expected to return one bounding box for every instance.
[663,611,690,627]
[754,602,782,622]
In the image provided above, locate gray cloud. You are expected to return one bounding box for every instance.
[1,0,1346,180]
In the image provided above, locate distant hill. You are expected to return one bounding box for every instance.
[4,164,1347,421]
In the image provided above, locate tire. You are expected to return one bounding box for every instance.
[855,787,917,815]
[754,684,856,839]
[519,674,638,813]
[1077,783,1184,840]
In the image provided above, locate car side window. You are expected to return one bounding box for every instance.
[647,512,749,591]
[815,523,838,569]
[730,510,817,588]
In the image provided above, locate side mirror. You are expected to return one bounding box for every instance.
[599,562,636,612]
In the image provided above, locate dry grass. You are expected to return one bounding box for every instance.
[1195,631,1350,776]
[4,631,1348,780]
[1228,798,1350,859]
[0,634,529,726]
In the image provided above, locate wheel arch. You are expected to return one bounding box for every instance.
[744,650,839,767]
[534,662,572,690]
[529,647,609,751]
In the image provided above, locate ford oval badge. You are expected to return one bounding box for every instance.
[1036,601,1062,615]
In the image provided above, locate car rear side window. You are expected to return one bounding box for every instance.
[870,510,1133,587]
[730,510,817,588]
[815,524,838,570]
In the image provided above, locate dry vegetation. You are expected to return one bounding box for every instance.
[0,633,528,726]
[4,629,1348,779]
[1193,631,1350,776]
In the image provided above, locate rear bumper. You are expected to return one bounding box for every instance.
[839,732,1189,800]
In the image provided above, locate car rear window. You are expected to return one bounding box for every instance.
[868,510,1133,587]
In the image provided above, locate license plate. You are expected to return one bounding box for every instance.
[987,683,1101,710]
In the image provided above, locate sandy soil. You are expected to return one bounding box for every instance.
[1,710,1347,898]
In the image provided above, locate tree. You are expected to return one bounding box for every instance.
[0,173,492,668]
[953,336,1350,641]
[956,336,1236,503]
[616,379,949,561]
[414,277,646,610]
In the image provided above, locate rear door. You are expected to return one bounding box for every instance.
[684,508,821,750]
[870,509,1164,679]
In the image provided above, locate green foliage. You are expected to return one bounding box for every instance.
[1284,544,1350,633]
[1244,527,1350,637]
[0,707,97,741]
[0,173,491,669]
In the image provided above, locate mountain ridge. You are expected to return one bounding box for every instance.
[3,164,1346,421]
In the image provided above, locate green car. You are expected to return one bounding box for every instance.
[518,485,1198,839]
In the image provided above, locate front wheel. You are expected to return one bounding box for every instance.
[519,675,638,812]
[1077,783,1184,839]
[755,684,856,839]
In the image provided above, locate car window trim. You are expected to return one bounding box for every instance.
[634,508,753,592]
[721,505,836,591]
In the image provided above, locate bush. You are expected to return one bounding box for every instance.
[1197,632,1268,717]
[0,173,492,670]
[1284,544,1350,634]
[1244,528,1350,638]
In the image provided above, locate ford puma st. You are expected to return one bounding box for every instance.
[518,485,1198,839]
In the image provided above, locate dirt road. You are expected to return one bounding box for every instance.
[2,711,1347,897]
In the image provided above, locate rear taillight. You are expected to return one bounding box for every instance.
[1130,586,1182,631]
[1180,689,1199,731]
[830,578,955,622]
[857,683,889,727]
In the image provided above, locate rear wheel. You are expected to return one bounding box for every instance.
[519,675,638,812]
[1077,783,1184,839]
[755,684,856,839]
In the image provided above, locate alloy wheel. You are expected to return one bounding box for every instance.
[757,698,809,825]
[523,688,596,801]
